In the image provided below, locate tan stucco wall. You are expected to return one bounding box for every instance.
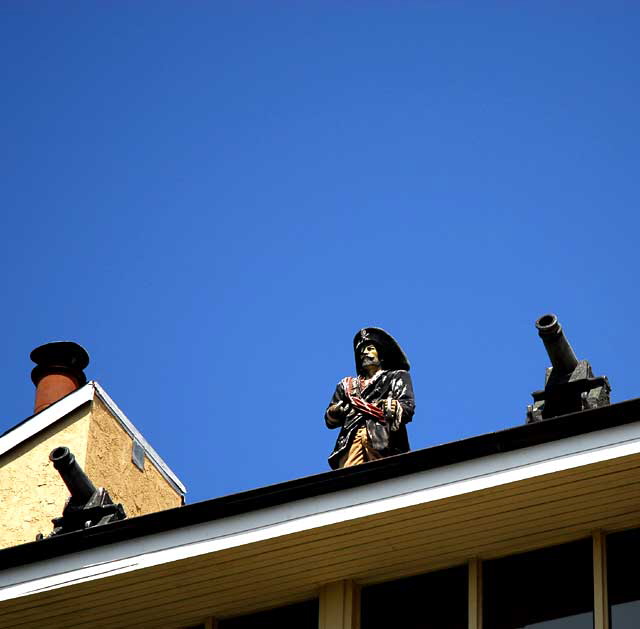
[85,396,182,517]
[0,391,182,551]
[0,403,92,549]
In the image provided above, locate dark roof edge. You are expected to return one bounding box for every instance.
[3,397,640,571]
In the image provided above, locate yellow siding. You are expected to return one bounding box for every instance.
[85,396,181,517]
[0,404,92,549]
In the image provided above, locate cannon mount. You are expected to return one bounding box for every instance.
[39,446,126,539]
[527,314,611,423]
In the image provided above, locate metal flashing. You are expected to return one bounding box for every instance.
[132,439,145,471]
[93,382,186,495]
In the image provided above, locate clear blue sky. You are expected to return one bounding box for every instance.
[1,2,639,503]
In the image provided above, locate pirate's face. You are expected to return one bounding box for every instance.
[360,344,381,369]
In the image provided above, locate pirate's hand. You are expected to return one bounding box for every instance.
[328,401,349,421]
[383,399,403,430]
[383,399,398,416]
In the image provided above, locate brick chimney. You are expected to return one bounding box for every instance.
[30,342,89,414]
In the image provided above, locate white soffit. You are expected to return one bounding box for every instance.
[2,419,640,601]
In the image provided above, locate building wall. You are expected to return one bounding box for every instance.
[85,395,182,517]
[0,390,182,551]
[0,403,92,549]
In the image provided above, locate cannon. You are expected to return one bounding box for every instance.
[40,446,126,538]
[526,314,611,423]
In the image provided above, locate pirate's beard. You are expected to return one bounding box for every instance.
[361,356,381,370]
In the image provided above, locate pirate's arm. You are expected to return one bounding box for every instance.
[325,381,349,428]
[383,371,415,430]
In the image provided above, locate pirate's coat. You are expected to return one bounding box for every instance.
[325,368,415,470]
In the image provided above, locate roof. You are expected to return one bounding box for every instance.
[2,397,640,626]
[2,395,639,573]
[0,381,186,496]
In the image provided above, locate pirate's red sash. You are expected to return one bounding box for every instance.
[342,377,385,422]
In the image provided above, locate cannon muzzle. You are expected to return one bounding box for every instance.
[49,446,96,505]
[535,313,579,376]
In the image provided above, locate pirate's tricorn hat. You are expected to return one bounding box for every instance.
[353,327,410,376]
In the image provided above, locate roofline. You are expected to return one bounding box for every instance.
[2,397,640,576]
[3,402,640,601]
[0,382,186,496]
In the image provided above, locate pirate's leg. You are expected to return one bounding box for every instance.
[341,426,383,467]
[363,432,383,463]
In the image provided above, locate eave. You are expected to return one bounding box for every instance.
[1,399,640,628]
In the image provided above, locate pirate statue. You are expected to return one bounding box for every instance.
[325,328,415,469]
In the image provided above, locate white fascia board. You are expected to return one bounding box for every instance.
[0,385,94,458]
[92,382,186,496]
[2,420,640,601]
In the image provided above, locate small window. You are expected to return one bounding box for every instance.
[361,564,468,629]
[218,599,318,629]
[483,539,593,628]
[608,528,640,628]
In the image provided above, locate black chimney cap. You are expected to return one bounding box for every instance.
[30,341,90,385]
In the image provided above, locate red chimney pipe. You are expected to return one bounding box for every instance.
[30,342,90,414]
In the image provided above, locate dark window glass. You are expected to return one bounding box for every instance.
[608,528,640,628]
[361,564,467,629]
[218,599,318,629]
[483,539,593,628]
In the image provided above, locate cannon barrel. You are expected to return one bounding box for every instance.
[49,446,96,505]
[535,313,579,375]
